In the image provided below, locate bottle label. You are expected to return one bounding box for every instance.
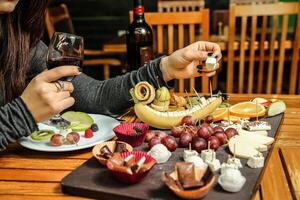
[140,46,153,65]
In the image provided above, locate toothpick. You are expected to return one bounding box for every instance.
[155,76,161,88]
[185,90,193,109]
[189,143,191,151]
[227,108,231,124]
[209,80,213,99]
[208,141,211,150]
[192,87,202,101]
[256,100,259,122]
[234,143,236,159]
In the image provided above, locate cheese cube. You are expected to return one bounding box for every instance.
[205,57,217,71]
[206,158,221,172]
[247,154,265,168]
[201,149,216,162]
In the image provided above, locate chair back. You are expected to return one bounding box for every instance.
[157,0,205,12]
[130,10,210,93]
[227,2,300,94]
[45,3,75,39]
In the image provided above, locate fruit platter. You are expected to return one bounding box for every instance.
[19,112,119,152]
[61,81,286,199]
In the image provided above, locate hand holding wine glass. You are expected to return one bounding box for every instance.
[21,66,80,123]
[21,32,83,123]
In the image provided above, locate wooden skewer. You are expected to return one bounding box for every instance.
[185,90,193,109]
[192,87,202,101]
[234,142,236,159]
[209,80,213,99]
[256,100,259,122]
[227,108,231,124]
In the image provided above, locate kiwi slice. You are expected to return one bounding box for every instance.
[31,130,55,141]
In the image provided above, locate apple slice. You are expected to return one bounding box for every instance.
[61,111,94,131]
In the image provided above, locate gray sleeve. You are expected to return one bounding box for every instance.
[71,57,167,115]
[26,41,48,82]
[0,97,38,151]
[0,41,48,150]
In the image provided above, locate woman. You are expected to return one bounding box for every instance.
[0,0,221,150]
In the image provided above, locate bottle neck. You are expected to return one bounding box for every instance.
[133,0,145,23]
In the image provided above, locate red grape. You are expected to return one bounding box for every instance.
[161,135,178,152]
[145,131,156,142]
[192,137,207,153]
[179,132,193,147]
[50,134,64,146]
[171,126,184,138]
[208,136,221,150]
[205,115,213,124]
[149,136,161,149]
[181,115,193,126]
[213,126,225,134]
[66,132,80,144]
[197,126,211,139]
[214,132,228,145]
[186,125,198,139]
[225,128,238,139]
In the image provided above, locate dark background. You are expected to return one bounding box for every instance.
[48,0,229,49]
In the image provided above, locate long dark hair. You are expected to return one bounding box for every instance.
[0,0,47,103]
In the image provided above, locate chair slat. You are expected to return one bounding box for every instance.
[290,12,300,94]
[157,25,163,54]
[189,24,195,92]
[238,16,247,93]
[178,24,185,93]
[276,14,289,94]
[248,16,257,93]
[267,15,278,94]
[258,16,268,93]
[168,25,174,54]
[227,4,236,93]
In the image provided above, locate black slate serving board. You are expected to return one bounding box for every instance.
[61,114,283,200]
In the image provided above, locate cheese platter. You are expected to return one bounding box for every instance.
[61,81,285,199]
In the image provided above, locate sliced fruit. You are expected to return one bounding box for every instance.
[267,100,286,117]
[134,97,222,129]
[229,102,266,118]
[31,130,55,141]
[211,108,227,122]
[222,115,248,123]
[252,98,272,107]
[61,111,94,131]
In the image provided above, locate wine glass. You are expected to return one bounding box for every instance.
[46,32,84,128]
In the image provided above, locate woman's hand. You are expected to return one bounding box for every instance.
[21,66,81,122]
[160,41,222,82]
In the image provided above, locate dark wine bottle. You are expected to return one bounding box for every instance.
[126,0,153,71]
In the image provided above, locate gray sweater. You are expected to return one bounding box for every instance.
[0,41,167,150]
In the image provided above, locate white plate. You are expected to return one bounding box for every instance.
[19,114,120,152]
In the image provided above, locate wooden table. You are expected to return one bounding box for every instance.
[0,94,299,200]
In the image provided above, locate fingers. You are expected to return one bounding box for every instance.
[55,91,72,101]
[38,66,80,82]
[50,81,74,93]
[56,97,75,112]
[195,41,222,61]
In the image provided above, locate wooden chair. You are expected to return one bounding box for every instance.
[230,0,278,5]
[45,4,121,80]
[157,0,205,12]
[130,10,210,93]
[227,2,300,94]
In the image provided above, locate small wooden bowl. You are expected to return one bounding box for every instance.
[92,141,133,165]
[163,167,216,199]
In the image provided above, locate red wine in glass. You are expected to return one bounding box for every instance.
[47,57,83,81]
[47,32,84,82]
